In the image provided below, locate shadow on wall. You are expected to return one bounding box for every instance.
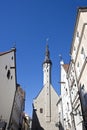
[79,84,87,130]
[57,121,64,130]
[32,106,44,130]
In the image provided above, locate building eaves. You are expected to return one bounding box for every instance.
[78,7,87,12]
[63,64,69,73]
[70,6,87,55]
[0,48,16,56]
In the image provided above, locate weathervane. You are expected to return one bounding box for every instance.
[59,54,63,61]
[46,38,49,45]
[11,42,16,50]
[59,54,64,64]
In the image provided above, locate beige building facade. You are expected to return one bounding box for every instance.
[57,96,63,130]
[32,45,59,130]
[59,7,87,130]
[11,84,25,130]
[70,7,87,129]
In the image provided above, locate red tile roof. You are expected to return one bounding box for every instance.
[63,64,69,72]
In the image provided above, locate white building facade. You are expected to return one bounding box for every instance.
[0,48,17,130]
[60,61,72,130]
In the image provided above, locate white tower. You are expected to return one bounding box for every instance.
[43,45,52,122]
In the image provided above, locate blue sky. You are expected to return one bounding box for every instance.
[0,0,87,117]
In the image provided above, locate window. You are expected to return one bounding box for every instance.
[77,62,79,67]
[66,88,68,95]
[5,65,7,70]
[7,70,11,79]
[81,47,84,54]
[74,84,76,87]
[76,31,80,43]
[11,56,13,60]
[77,31,79,38]
[40,108,43,113]
[77,62,80,77]
[67,102,69,111]
[81,47,85,60]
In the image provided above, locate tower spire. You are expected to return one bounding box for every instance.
[43,44,52,86]
[43,44,52,121]
[43,44,52,64]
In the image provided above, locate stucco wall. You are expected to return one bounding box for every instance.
[33,85,59,130]
[0,50,16,129]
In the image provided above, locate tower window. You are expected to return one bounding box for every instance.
[40,108,43,113]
